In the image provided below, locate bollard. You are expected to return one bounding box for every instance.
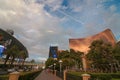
[64,70,67,80]
[9,71,20,80]
[82,74,90,80]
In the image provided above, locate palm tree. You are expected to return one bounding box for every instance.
[17,50,27,66]
[4,45,19,66]
[10,45,19,65]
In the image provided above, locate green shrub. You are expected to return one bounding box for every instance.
[110,73,120,79]
[112,79,120,80]
[0,70,41,80]
[19,70,41,80]
[66,72,82,80]
[0,75,9,80]
[90,73,112,80]
[66,71,120,80]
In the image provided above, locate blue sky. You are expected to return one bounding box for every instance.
[0,0,120,62]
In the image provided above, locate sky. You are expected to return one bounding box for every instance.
[0,0,120,62]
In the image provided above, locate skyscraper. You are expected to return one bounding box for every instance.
[49,46,58,59]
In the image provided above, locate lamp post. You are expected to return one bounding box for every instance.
[59,60,63,73]
[50,65,53,73]
[53,63,56,75]
[109,63,114,73]
[54,63,56,71]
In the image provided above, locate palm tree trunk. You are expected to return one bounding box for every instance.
[10,56,15,65]
[4,54,10,65]
[22,58,26,66]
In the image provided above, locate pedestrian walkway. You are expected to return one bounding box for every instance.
[34,70,62,80]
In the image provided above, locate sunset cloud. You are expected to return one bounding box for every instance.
[0,0,120,61]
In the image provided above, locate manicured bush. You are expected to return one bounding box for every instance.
[19,70,42,80]
[66,72,82,80]
[0,75,9,80]
[90,73,112,80]
[110,73,120,79]
[66,71,120,80]
[0,70,42,80]
[66,73,82,80]
[112,79,120,80]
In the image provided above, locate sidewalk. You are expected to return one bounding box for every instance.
[34,70,62,80]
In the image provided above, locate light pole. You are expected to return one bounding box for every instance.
[53,63,56,74]
[109,63,113,73]
[59,60,63,73]
[54,63,56,71]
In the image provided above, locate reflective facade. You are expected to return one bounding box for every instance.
[69,29,116,54]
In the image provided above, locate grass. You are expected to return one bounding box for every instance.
[112,79,120,80]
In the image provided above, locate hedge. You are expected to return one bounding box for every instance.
[19,70,42,80]
[66,71,82,80]
[66,73,82,80]
[90,73,112,80]
[110,73,120,79]
[0,70,42,80]
[0,75,9,80]
[66,71,120,80]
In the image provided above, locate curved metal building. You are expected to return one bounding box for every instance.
[69,29,116,71]
[69,29,116,54]
[0,28,28,58]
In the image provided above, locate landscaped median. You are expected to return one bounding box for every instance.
[66,71,120,80]
[0,70,42,80]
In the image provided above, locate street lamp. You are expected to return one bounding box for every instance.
[59,60,63,73]
[53,63,56,74]
[54,63,56,71]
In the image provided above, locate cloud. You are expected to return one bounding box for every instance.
[0,0,120,62]
[109,5,117,12]
[63,0,120,38]
[0,0,64,61]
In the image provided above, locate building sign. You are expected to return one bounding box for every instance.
[0,45,5,57]
[51,49,57,58]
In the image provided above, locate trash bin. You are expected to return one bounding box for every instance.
[9,71,20,80]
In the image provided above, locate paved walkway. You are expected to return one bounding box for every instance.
[34,70,62,80]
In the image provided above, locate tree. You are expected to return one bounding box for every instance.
[86,40,115,72]
[57,49,83,70]
[45,58,55,68]
[112,42,120,71]
[30,59,35,63]
[4,45,19,66]
[10,45,19,65]
[113,41,120,62]
[58,50,75,69]
[58,50,70,59]
[17,50,27,65]
[70,49,83,69]
[45,49,84,71]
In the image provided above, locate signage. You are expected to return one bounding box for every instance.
[0,45,5,57]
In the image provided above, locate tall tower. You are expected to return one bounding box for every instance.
[49,46,58,60]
